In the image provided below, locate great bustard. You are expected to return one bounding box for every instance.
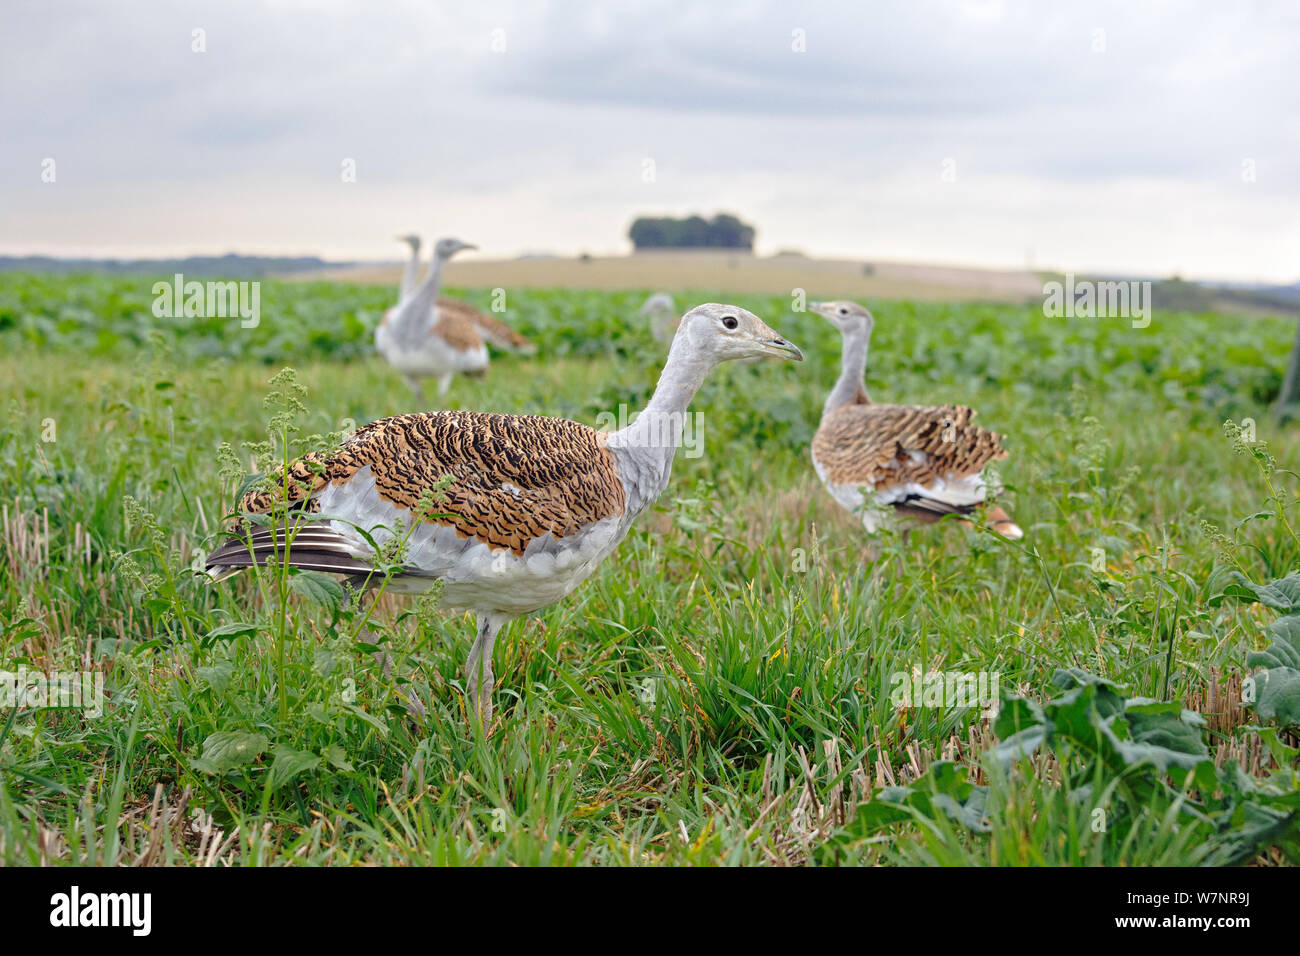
[376,236,484,401]
[639,292,679,344]
[207,303,803,722]
[395,235,535,356]
[809,300,1022,539]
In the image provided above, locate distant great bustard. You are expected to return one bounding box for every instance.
[376,236,490,401]
[207,303,803,722]
[809,300,1022,539]
[640,292,679,344]
[395,235,535,354]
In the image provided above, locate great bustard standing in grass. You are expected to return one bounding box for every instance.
[395,235,536,355]
[639,292,679,344]
[809,300,1022,539]
[207,303,803,722]
[376,236,484,401]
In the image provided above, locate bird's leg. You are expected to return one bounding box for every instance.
[403,375,426,406]
[436,373,453,399]
[464,613,504,726]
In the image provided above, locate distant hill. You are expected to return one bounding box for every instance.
[0,253,356,277]
[1150,277,1300,315]
[1202,279,1300,306]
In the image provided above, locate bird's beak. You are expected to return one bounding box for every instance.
[461,243,478,252]
[759,329,803,362]
[807,301,830,318]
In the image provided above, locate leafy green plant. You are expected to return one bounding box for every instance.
[1223,572,1300,728]
[831,668,1300,866]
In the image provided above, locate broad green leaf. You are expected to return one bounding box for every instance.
[320,743,354,772]
[1249,667,1300,728]
[1244,725,1300,767]
[1224,572,1300,614]
[204,621,259,645]
[192,731,268,774]
[290,569,346,613]
[312,648,337,678]
[1247,614,1300,671]
[196,660,234,693]
[838,761,990,841]
[269,744,321,789]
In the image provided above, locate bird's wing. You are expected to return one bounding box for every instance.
[436,297,535,354]
[812,403,1008,514]
[429,308,485,352]
[220,411,628,562]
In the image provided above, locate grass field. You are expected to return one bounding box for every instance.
[1,272,1299,865]
[302,251,1046,303]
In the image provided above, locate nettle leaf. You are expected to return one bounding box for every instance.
[196,660,234,694]
[192,731,269,774]
[1223,572,1300,614]
[320,743,354,772]
[269,744,321,789]
[290,570,346,614]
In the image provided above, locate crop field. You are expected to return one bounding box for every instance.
[1,271,1298,866]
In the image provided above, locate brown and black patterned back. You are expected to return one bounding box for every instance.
[239,412,627,555]
[437,298,533,351]
[812,403,1008,488]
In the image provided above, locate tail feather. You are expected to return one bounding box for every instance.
[205,523,375,579]
[890,498,1024,540]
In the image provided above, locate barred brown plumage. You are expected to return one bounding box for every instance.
[811,402,1007,489]
[435,298,536,354]
[809,300,1022,538]
[239,411,626,555]
[428,308,485,353]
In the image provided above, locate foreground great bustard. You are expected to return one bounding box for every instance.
[207,303,803,722]
[640,292,679,344]
[809,300,1022,539]
[395,235,535,355]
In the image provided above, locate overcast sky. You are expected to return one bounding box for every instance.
[2,0,1297,281]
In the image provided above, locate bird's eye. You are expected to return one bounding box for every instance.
[721,315,739,330]
[838,308,848,316]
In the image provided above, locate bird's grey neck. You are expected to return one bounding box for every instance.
[394,252,447,342]
[418,253,447,306]
[607,341,711,515]
[824,328,870,416]
[399,243,421,302]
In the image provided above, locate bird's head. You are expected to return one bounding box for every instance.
[396,234,421,249]
[639,292,676,315]
[810,300,874,336]
[434,237,477,259]
[674,303,803,365]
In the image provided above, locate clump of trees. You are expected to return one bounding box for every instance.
[628,214,755,251]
